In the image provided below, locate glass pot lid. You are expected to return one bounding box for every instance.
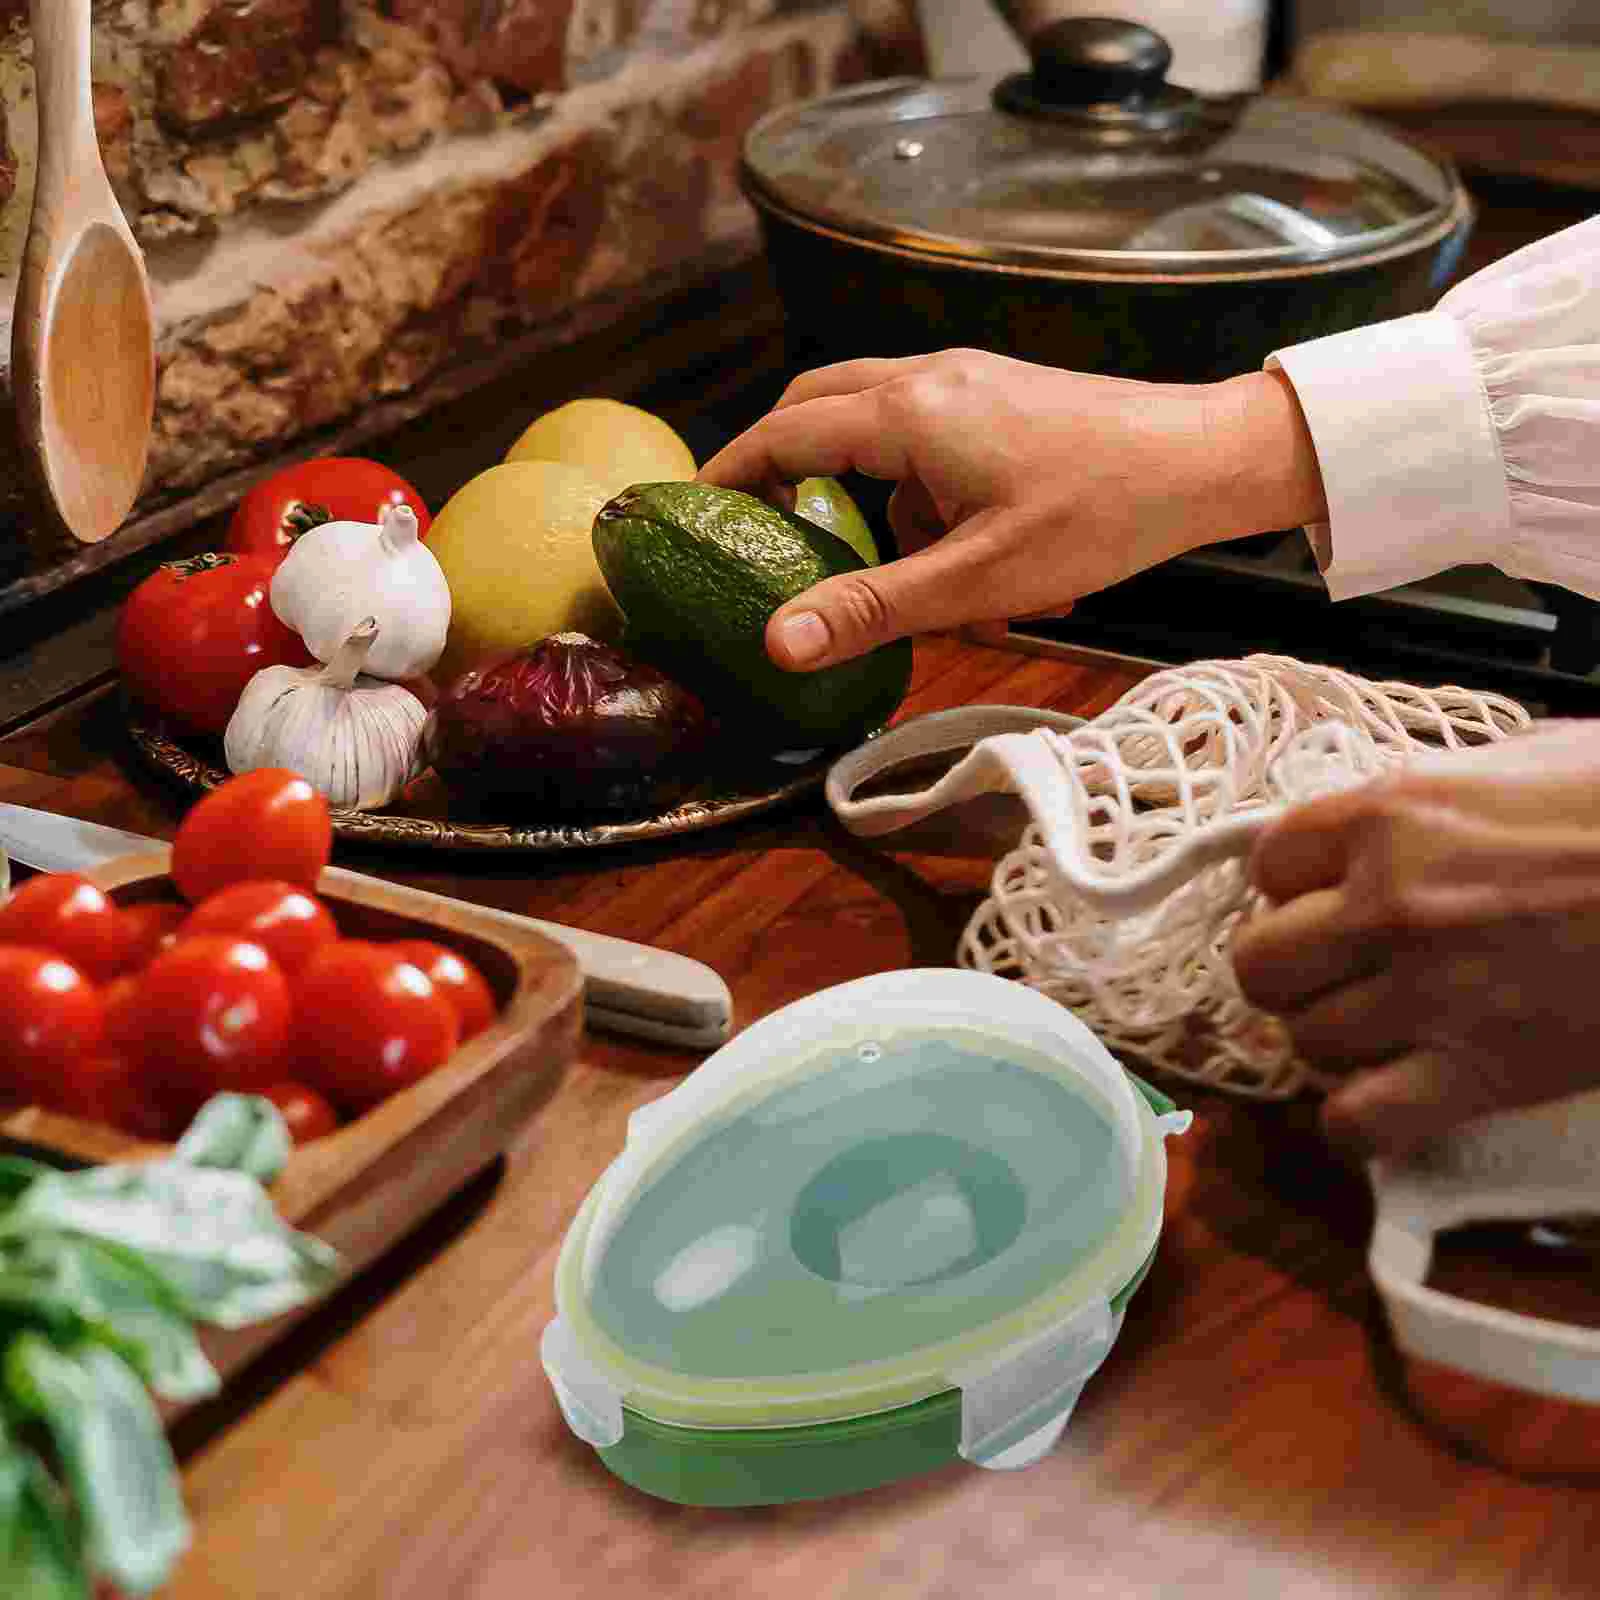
[740,17,1466,277]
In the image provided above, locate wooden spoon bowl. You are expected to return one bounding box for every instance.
[11,0,155,545]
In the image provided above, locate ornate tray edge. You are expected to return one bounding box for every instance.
[123,714,839,854]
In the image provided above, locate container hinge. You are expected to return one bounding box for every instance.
[1157,1108,1193,1140]
[949,1296,1119,1470]
[541,1317,625,1449]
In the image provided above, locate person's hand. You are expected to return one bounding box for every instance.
[1231,721,1600,1161]
[697,349,1326,671]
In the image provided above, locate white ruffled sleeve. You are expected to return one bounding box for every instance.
[1264,212,1600,602]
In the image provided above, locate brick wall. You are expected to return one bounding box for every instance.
[0,0,909,584]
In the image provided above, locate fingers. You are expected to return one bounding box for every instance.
[698,392,912,493]
[886,477,945,552]
[764,507,1024,670]
[774,357,929,410]
[1230,887,1389,1015]
[1320,1050,1507,1161]
[1276,972,1410,1072]
[1249,789,1370,904]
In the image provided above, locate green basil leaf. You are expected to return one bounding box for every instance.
[0,1273,90,1346]
[6,1335,188,1596]
[173,1095,292,1184]
[4,1237,217,1404]
[0,1439,88,1600]
[0,1157,53,1210]
[3,1165,340,1330]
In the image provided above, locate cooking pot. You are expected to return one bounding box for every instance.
[740,13,1473,383]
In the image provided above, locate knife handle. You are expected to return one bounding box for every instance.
[504,912,733,1041]
[320,867,733,1048]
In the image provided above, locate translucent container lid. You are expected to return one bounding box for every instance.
[545,970,1189,1463]
[740,18,1466,279]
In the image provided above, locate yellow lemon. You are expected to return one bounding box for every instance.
[505,397,697,503]
[427,460,623,685]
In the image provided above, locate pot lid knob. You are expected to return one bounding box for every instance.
[993,15,1200,132]
[1032,16,1170,106]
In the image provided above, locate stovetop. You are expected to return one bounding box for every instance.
[1010,530,1600,717]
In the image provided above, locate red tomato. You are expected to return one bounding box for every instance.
[226,458,431,564]
[0,873,124,981]
[119,1094,199,1143]
[112,902,188,974]
[51,1052,156,1135]
[101,974,143,1055]
[295,942,459,1112]
[171,770,332,904]
[117,553,314,737]
[387,940,496,1042]
[261,1081,340,1143]
[132,936,293,1097]
[48,1051,131,1123]
[180,880,338,976]
[98,979,198,1140]
[0,948,103,1104]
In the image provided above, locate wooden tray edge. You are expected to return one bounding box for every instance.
[0,852,586,1228]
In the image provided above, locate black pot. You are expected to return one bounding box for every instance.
[741,17,1473,384]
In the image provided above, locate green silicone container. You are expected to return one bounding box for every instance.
[543,970,1188,1507]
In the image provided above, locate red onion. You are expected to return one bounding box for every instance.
[426,633,707,814]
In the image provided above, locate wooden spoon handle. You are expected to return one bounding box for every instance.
[29,0,102,204]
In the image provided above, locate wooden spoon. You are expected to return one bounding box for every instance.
[11,0,155,545]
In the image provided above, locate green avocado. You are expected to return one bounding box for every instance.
[592,482,912,748]
[793,477,879,566]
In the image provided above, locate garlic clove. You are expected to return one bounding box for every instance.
[224,619,430,811]
[270,506,451,683]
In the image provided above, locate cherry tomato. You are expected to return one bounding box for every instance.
[171,770,332,904]
[119,1094,199,1143]
[49,1052,171,1138]
[387,940,497,1042]
[0,873,124,981]
[95,984,198,1141]
[295,941,459,1112]
[132,936,292,1097]
[101,974,143,1056]
[112,901,188,974]
[117,553,314,737]
[226,458,431,564]
[180,880,338,976]
[0,948,103,1104]
[48,1051,132,1122]
[261,1081,340,1143]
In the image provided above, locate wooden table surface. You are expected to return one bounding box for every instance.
[2,635,1598,1600]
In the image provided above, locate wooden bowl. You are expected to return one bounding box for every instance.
[0,848,584,1413]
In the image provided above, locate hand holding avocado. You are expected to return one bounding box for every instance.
[593,482,909,749]
[698,349,1328,671]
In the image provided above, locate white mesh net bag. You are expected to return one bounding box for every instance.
[829,655,1530,1100]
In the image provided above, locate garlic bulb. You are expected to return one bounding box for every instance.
[225,618,428,810]
[270,503,450,681]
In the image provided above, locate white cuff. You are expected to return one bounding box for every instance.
[1267,312,1513,601]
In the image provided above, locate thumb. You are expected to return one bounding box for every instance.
[766,515,1018,671]
[767,572,900,671]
